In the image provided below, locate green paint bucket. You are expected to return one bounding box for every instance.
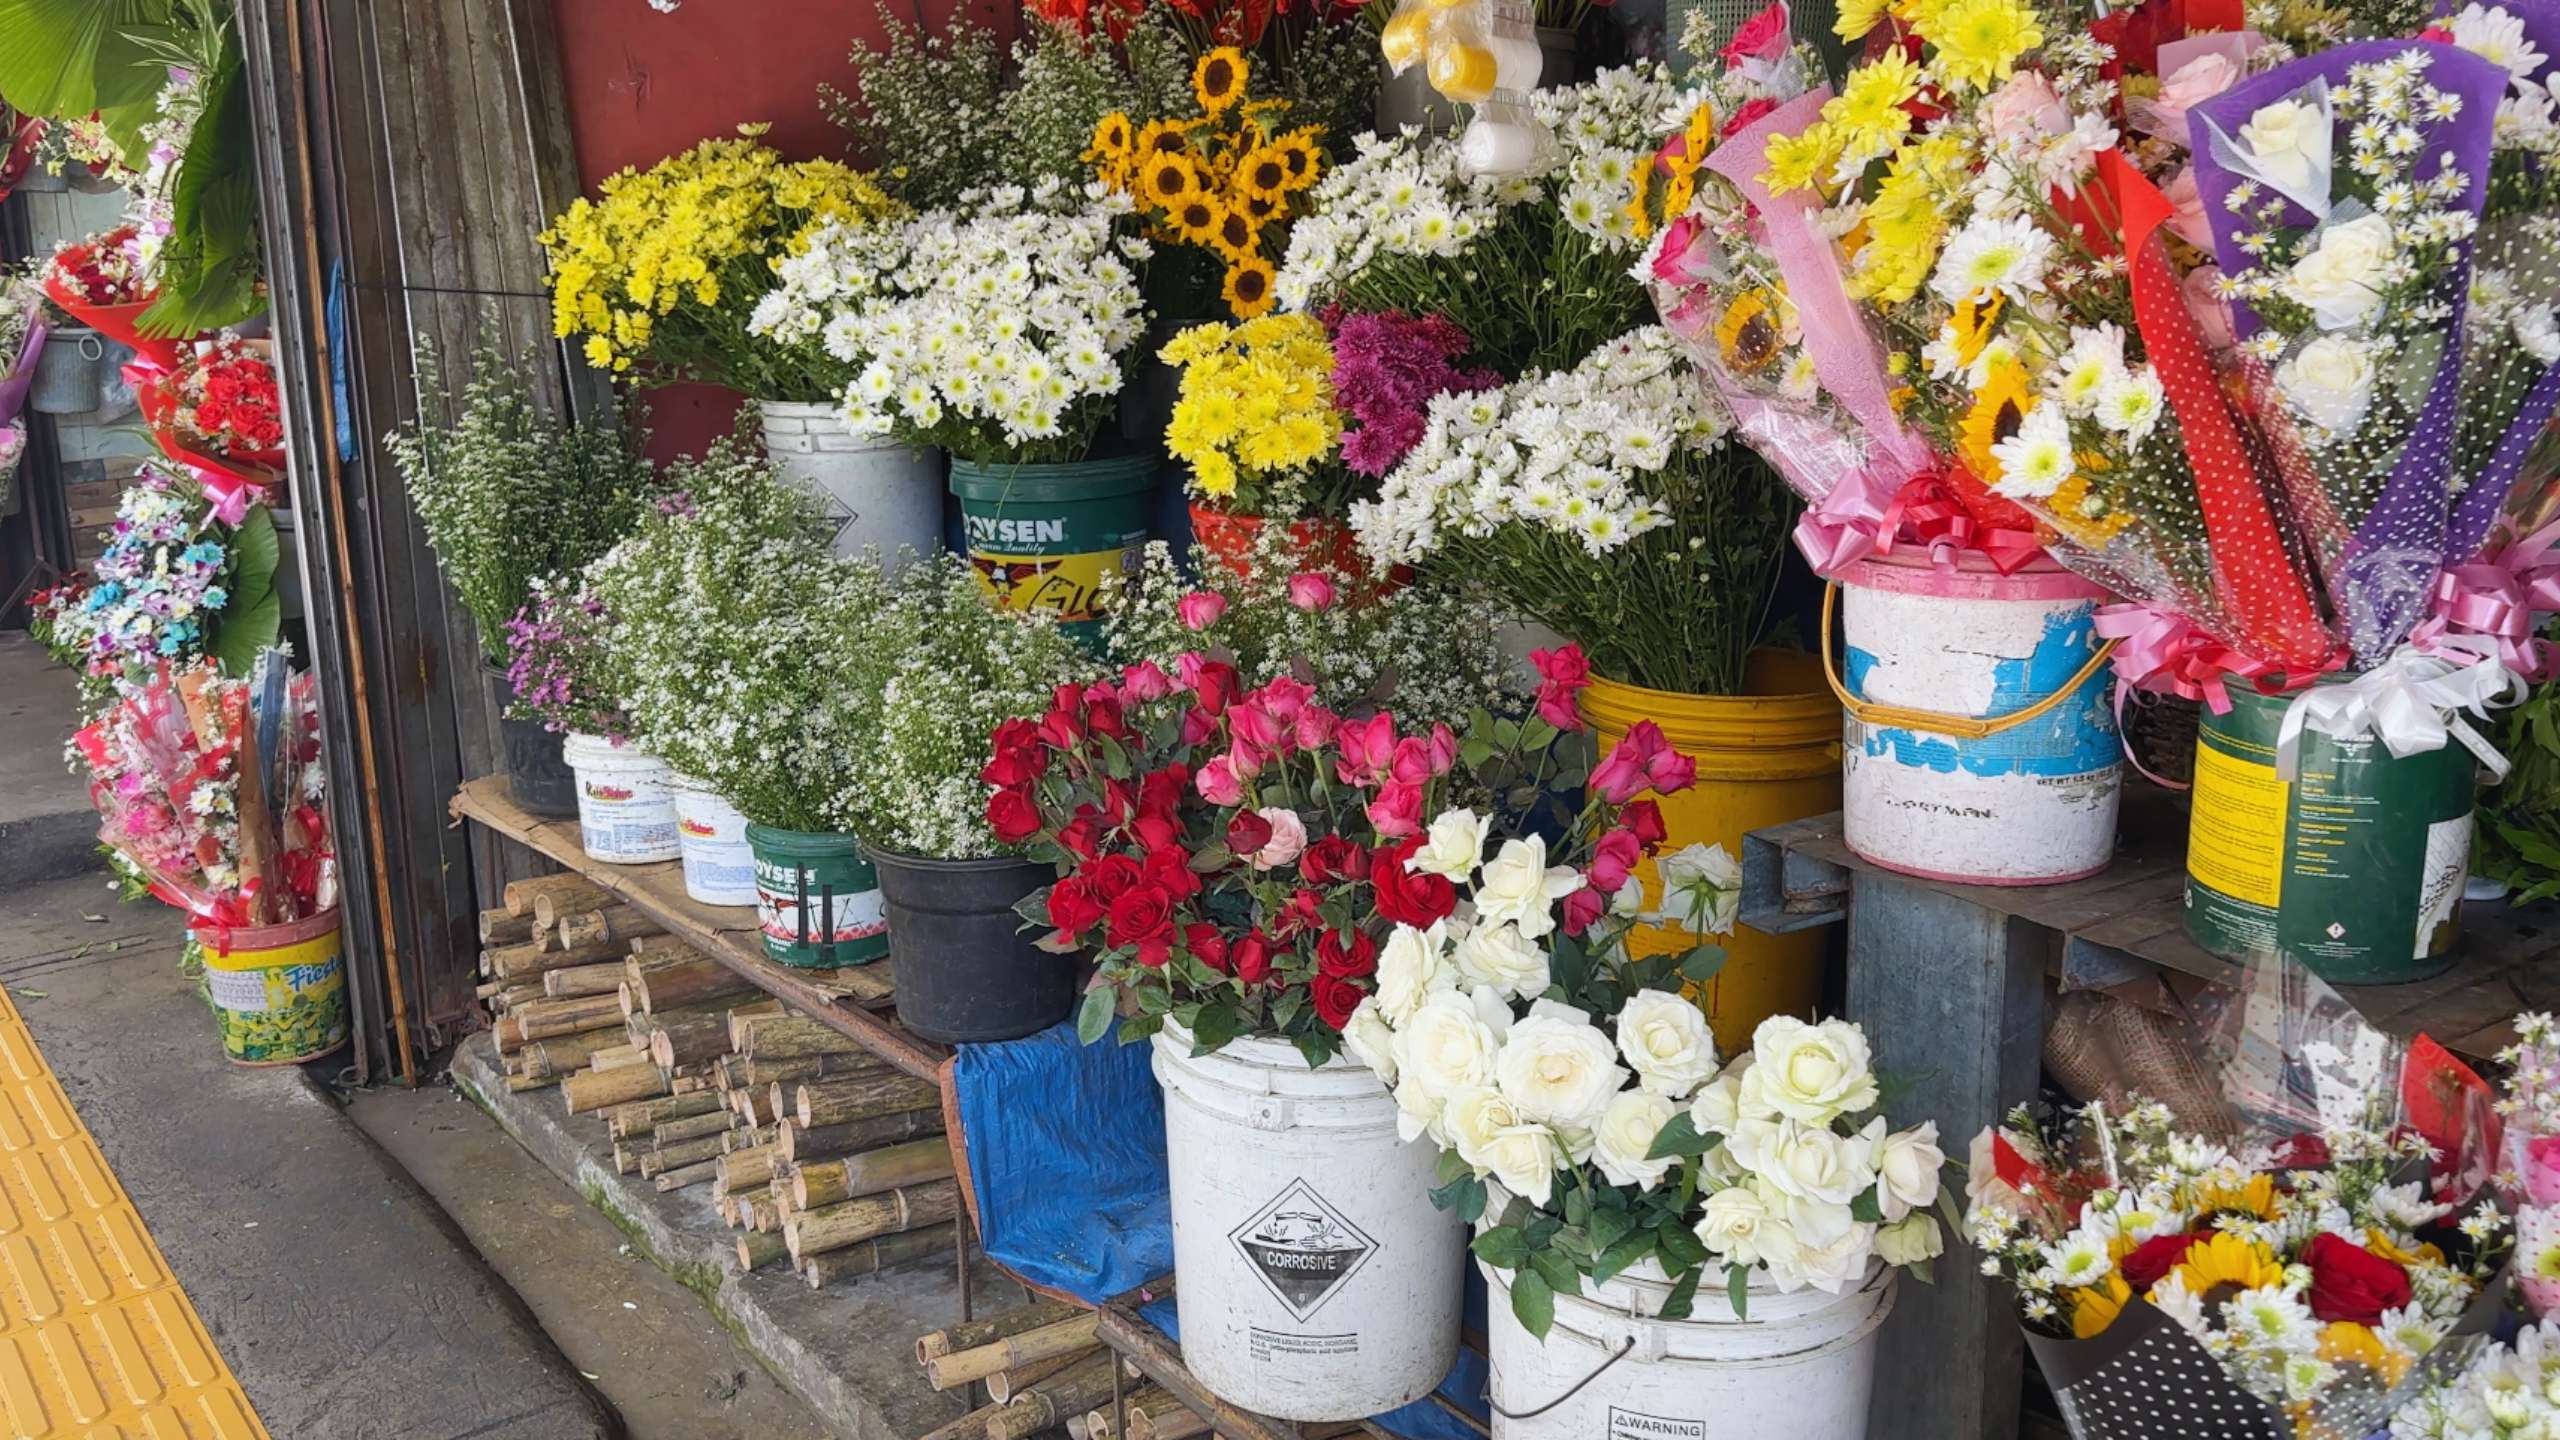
[2185,681,2476,983]
[744,823,888,968]
[948,455,1155,643]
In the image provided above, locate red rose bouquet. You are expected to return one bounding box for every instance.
[134,336,286,485]
[999,640,1687,1063]
[41,225,174,363]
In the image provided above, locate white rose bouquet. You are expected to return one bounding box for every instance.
[1346,803,1950,1332]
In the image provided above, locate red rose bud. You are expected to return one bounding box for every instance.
[1100,778,1138,827]
[987,787,1043,844]
[1086,692,1130,739]
[1121,660,1173,702]
[1132,812,1182,852]
[1108,886,1178,967]
[1187,924,1230,973]
[1622,799,1668,850]
[1231,930,1275,983]
[1310,972,1364,1030]
[1231,700,1289,752]
[1036,707,1084,750]
[1081,855,1143,902]
[1046,879,1105,936]
[1274,888,1325,938]
[1227,810,1275,855]
[1293,704,1338,750]
[1366,780,1425,839]
[1143,846,1203,902]
[1373,851,1456,928]
[1057,817,1101,862]
[1300,835,1367,885]
[1317,927,1378,978]
[2119,1233,2202,1294]
[1589,828,1643,893]
[1560,885,1605,937]
[2303,1232,2412,1325]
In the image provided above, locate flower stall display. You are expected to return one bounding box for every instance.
[1087,47,1329,320]
[35,465,284,704]
[837,556,1098,1041]
[40,224,169,361]
[587,444,906,964]
[763,187,1158,630]
[1021,0,1377,157]
[387,350,662,816]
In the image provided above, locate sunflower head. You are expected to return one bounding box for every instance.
[2193,1173,2280,1222]
[1957,356,2034,488]
[1090,112,1135,159]
[1136,119,1191,160]
[2158,1233,2286,1305]
[1274,130,1324,188]
[1238,147,1292,202]
[1215,207,1261,261]
[1222,257,1276,319]
[1141,152,1205,207]
[1948,291,2006,370]
[1238,192,1284,225]
[2067,1274,2131,1341]
[1716,290,1785,375]
[1172,196,1222,243]
[1194,47,1250,114]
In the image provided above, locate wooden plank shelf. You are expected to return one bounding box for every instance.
[451,775,952,1082]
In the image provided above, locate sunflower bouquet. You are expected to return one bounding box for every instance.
[538,129,901,397]
[1089,46,1329,318]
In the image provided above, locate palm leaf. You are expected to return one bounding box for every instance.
[0,0,177,133]
[136,38,263,337]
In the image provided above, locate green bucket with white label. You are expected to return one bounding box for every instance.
[745,823,888,968]
[948,455,1155,645]
[2185,681,2475,983]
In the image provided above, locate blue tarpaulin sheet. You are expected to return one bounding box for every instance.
[953,1019,1490,1440]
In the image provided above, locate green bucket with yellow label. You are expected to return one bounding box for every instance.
[190,909,351,1066]
[948,455,1155,644]
[2185,681,2476,984]
[745,823,889,968]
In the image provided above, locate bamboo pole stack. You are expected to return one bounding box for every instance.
[910,1298,1252,1440]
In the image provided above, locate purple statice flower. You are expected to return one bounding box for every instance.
[1328,309,1502,479]
[504,586,628,739]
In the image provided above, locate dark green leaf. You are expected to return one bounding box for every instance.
[1589,1206,1632,1254]
[1472,1224,1528,1269]
[1677,945,1728,983]
[0,0,175,135]
[1591,1230,1655,1286]
[1527,1248,1578,1297]
[1645,1111,1714,1161]
[1075,985,1116,1045]
[1726,1263,1750,1320]
[1654,1221,1709,1271]
[1116,1013,1162,1044]
[1436,1147,1471,1186]
[1509,1270,1555,1340]
[1659,1265,1701,1322]
[1563,1188,1591,1228]
[208,584,279,676]
[1851,1184,1884,1225]
[1450,1176,1487,1224]
[1189,1001,1244,1054]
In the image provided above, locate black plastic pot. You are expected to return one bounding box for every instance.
[870,849,1074,1044]
[485,657,577,818]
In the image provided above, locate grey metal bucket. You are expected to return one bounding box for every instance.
[29,328,106,415]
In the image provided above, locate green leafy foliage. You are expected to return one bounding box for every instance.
[0,0,177,152]
[136,37,262,337]
[207,504,279,674]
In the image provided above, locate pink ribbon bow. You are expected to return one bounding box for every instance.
[2409,520,2560,684]
[2094,602,2287,715]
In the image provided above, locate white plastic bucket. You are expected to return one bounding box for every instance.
[561,733,680,864]
[1152,1021,1463,1421]
[1483,1257,1894,1440]
[759,400,943,569]
[1836,552,2121,885]
[669,775,758,907]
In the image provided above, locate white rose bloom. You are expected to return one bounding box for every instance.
[1473,835,1586,940]
[1393,1074,1447,1144]
[1342,997,1400,1085]
[1769,1191,1877,1295]
[2277,334,2380,431]
[1495,1001,1630,1129]
[1478,1123,1563,1206]
[1374,922,1455,1025]
[1397,989,1507,1104]
[1874,1121,1946,1223]
[2283,214,2398,331]
[1689,1061,1751,1136]
[1439,1084,1523,1170]
[1592,1089,1679,1190]
[1656,843,1742,935]
[1742,1016,1880,1126]
[1695,1183,1799,1271]
[1411,809,1493,880]
[1615,990,1720,1098]
[2236,96,2327,197]
[1452,922,1551,1001]
[1730,1116,1876,1207]
[1877,1212,1946,1267]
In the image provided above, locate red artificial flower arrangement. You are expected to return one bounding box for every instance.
[992,640,1690,1063]
[163,337,286,466]
[42,225,179,365]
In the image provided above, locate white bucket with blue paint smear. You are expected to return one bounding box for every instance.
[1832,552,2120,885]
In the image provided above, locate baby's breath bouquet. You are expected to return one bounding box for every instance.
[537,129,900,396]
[837,556,1099,860]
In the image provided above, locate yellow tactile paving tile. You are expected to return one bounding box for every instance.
[0,995,267,1440]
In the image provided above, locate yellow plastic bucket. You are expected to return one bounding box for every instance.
[1579,653,1841,1055]
[190,909,351,1067]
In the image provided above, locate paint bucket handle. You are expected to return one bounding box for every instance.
[1820,582,2118,741]
[1487,1335,1635,1419]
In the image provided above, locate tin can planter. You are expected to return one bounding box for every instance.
[745,824,888,968]
[29,325,103,415]
[1152,1019,1464,1421]
[949,455,1155,645]
[869,849,1074,1043]
[563,733,680,864]
[1579,656,1840,1055]
[1483,1257,1893,1440]
[670,775,758,908]
[757,400,943,569]
[190,909,351,1066]
[2186,682,2475,982]
[486,658,577,819]
[1832,553,2121,885]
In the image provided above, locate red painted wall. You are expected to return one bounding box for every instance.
[547,0,1015,460]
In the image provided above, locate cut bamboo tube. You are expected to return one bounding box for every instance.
[480,907,536,946]
[737,1230,789,1271]
[590,1046,652,1072]
[604,1091,723,1138]
[1130,1397,1211,1440]
[672,1074,711,1095]
[629,955,754,1015]
[801,1221,958,1288]
[791,1138,952,1209]
[504,872,607,918]
[926,1312,1105,1391]
[498,993,626,1050]
[718,1142,781,1194]
[505,1073,557,1094]
[557,904,667,950]
[483,982,541,1012]
[787,1178,961,1263]
[519,1030,630,1081]
[638,1134,726,1178]
[651,1111,735,1145]
[735,1052,884,1089]
[917,1397,1008,1440]
[647,1010,734,1072]
[486,935,625,982]
[735,1013,870,1061]
[721,1124,777,1155]
[1081,1386,1192,1440]
[543,962,629,999]
[745,1190,781,1232]
[565,1062,671,1114]
[656,1157,720,1191]
[988,1352,1119,1440]
[532,884,621,932]
[918,1301,1083,1364]
[786,1109,944,1164]
[986,1348,1088,1405]
[611,1144,638,1176]
[797,1073,941,1128]
[628,932,698,956]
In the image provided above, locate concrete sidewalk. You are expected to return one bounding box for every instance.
[0,633,100,889]
[0,870,618,1440]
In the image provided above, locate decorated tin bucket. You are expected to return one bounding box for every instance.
[189,908,350,1066]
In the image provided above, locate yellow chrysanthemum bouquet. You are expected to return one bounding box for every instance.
[1088,48,1326,318]
[1160,313,1349,516]
[538,128,901,399]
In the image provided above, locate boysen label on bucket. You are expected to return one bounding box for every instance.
[2186,685,2474,983]
[963,532,1142,626]
[748,840,890,968]
[948,456,1157,635]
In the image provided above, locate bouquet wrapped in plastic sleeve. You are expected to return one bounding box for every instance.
[1970,951,2511,1440]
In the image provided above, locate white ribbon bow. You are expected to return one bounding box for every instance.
[2273,638,2526,782]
